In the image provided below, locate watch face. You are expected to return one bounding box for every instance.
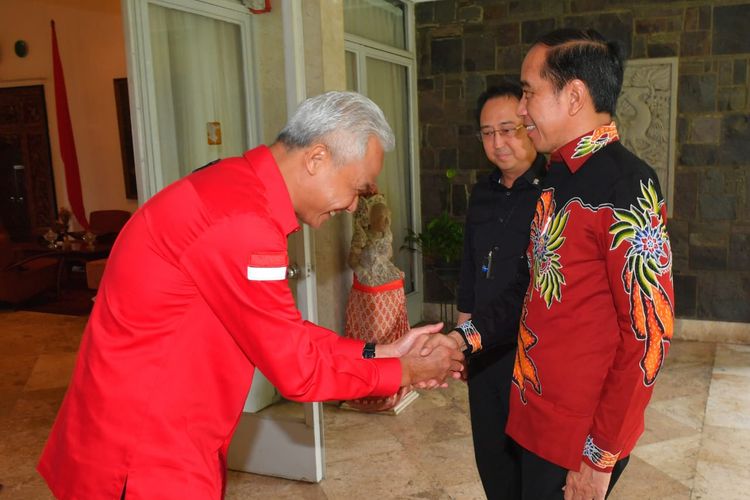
[363,342,376,359]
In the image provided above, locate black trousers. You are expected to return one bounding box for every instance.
[468,345,520,500]
[519,447,629,500]
[467,347,629,500]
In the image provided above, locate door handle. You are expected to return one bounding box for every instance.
[286,264,301,280]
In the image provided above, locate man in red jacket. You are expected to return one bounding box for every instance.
[38,91,462,499]
[436,29,674,499]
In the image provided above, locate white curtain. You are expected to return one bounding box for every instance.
[365,58,413,293]
[149,4,248,185]
[343,0,405,49]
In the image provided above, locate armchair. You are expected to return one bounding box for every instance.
[0,232,62,305]
[88,210,131,243]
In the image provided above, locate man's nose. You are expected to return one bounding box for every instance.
[493,131,507,147]
[517,96,528,116]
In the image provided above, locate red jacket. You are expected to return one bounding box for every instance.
[38,146,401,499]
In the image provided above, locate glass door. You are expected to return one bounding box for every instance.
[344,0,424,322]
[347,52,415,292]
[122,0,257,200]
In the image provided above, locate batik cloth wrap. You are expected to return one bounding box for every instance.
[344,275,411,411]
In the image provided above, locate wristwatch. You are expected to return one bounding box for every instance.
[362,342,376,359]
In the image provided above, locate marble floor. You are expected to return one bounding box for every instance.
[1,310,749,499]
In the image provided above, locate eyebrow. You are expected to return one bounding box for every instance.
[520,80,530,88]
[480,120,521,128]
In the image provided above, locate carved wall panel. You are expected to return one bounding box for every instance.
[0,85,56,239]
[616,57,678,215]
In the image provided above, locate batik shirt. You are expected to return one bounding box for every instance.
[463,123,674,472]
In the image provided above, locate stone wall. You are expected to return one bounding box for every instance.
[415,0,750,322]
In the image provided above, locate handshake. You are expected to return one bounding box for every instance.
[376,323,467,389]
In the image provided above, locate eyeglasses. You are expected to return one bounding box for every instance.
[476,124,524,142]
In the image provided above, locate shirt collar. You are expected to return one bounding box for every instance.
[243,145,300,236]
[549,121,619,173]
[522,153,547,187]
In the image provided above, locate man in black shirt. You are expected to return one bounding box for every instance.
[456,83,546,499]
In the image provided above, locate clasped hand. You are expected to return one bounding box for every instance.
[380,323,464,389]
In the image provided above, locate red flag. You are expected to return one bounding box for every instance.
[51,20,89,229]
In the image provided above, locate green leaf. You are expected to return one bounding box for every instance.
[609,220,632,234]
[547,236,566,252]
[548,212,569,241]
[634,256,654,298]
[403,211,464,264]
[612,208,641,227]
[611,227,636,249]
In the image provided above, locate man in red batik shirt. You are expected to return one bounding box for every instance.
[38,91,463,500]
[431,29,675,500]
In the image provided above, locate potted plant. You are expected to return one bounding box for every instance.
[402,168,467,304]
[402,167,465,267]
[402,210,463,305]
[402,211,463,267]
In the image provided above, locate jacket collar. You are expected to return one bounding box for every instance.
[244,146,300,236]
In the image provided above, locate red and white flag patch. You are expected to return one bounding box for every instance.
[247,252,288,281]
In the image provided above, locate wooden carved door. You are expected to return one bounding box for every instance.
[0,85,56,241]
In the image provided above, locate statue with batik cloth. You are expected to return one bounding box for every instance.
[344,194,415,412]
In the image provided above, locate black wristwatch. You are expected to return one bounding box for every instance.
[362,342,376,359]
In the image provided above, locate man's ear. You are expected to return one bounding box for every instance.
[567,79,588,116]
[304,143,330,176]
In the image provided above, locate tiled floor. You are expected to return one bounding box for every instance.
[1,310,748,499]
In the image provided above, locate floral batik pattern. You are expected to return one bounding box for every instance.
[530,190,569,308]
[609,179,674,385]
[512,189,569,403]
[572,122,619,159]
[512,308,541,404]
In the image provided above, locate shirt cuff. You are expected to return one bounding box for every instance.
[334,336,369,359]
[454,320,482,354]
[582,435,620,472]
[366,357,402,397]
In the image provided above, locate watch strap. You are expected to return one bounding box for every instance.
[362,341,376,359]
[453,320,482,355]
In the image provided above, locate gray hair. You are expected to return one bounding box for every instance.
[276,91,395,164]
